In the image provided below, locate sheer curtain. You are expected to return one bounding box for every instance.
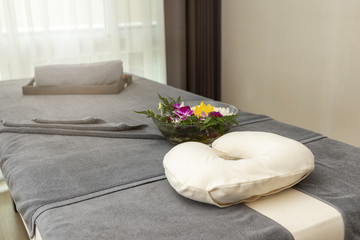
[0,0,166,84]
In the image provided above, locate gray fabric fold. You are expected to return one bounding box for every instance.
[0,127,163,140]
[0,118,151,139]
[1,120,147,131]
[231,118,325,143]
[236,111,272,126]
[32,117,106,124]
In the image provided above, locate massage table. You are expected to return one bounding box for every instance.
[0,75,359,240]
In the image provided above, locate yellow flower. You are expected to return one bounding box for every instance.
[158,102,163,116]
[193,101,214,117]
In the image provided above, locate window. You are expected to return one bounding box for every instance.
[0,0,166,83]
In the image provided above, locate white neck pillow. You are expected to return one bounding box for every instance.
[163,131,315,207]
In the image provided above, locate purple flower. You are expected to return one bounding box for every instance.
[201,111,207,118]
[174,106,194,120]
[173,102,181,109]
[208,111,223,118]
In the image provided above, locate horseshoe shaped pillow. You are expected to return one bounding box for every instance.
[163,131,315,207]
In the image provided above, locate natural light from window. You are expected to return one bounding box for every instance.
[0,0,166,84]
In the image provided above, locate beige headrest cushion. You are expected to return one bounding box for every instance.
[163,131,315,207]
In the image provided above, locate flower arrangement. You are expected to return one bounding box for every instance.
[135,95,239,144]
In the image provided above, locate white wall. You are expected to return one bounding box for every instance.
[222,0,360,147]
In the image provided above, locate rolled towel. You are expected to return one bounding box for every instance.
[34,60,123,86]
[32,116,106,124]
[1,121,147,131]
[0,118,160,140]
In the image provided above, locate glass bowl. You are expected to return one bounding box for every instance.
[152,100,239,145]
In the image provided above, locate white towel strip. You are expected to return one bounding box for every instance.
[245,188,344,240]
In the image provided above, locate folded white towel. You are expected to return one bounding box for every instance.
[34,60,123,86]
